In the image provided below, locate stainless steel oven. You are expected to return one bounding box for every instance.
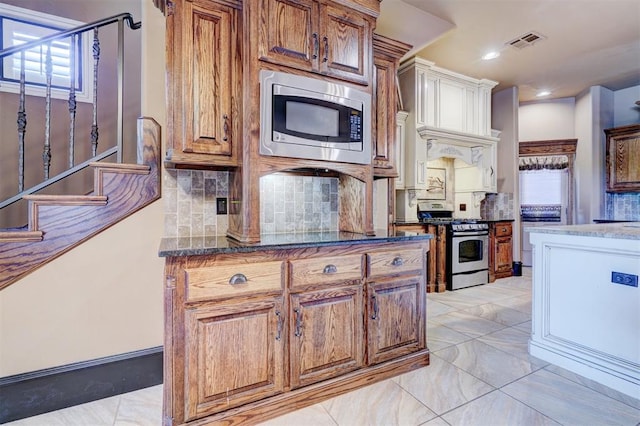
[447,223,489,290]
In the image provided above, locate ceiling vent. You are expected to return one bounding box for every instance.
[506,31,546,49]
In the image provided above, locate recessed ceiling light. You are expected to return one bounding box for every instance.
[536,90,551,97]
[482,51,500,60]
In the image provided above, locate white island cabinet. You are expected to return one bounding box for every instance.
[528,223,640,399]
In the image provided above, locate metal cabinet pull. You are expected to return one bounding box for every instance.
[323,264,337,274]
[312,33,319,59]
[228,273,247,285]
[275,310,283,341]
[294,308,303,337]
[391,257,404,266]
[322,36,328,62]
[222,114,229,142]
[371,295,379,320]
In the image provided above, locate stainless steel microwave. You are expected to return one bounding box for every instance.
[259,70,372,165]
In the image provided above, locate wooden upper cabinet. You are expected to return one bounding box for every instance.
[166,0,240,167]
[258,0,317,72]
[372,34,411,177]
[605,124,640,193]
[259,0,373,85]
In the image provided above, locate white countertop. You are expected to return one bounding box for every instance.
[525,222,640,240]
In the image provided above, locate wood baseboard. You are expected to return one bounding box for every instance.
[0,346,163,424]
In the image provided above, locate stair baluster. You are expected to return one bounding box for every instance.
[91,28,100,157]
[43,42,52,180]
[68,34,77,168]
[17,51,26,193]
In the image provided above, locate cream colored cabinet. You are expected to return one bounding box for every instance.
[397,57,498,190]
[258,0,375,85]
[394,111,409,189]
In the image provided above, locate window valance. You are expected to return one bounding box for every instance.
[519,155,569,170]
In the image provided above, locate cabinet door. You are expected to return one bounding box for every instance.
[178,0,238,160]
[319,2,372,85]
[290,286,364,388]
[184,298,285,421]
[372,54,396,175]
[258,0,318,72]
[367,277,426,365]
[495,236,513,276]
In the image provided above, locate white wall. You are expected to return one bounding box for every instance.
[492,86,520,260]
[519,97,575,141]
[613,85,640,126]
[0,1,167,377]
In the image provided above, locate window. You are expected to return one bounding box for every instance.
[0,3,93,102]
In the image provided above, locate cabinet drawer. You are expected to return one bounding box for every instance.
[290,254,363,289]
[185,261,284,302]
[494,223,512,237]
[367,248,424,279]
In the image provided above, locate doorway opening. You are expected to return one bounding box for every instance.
[519,139,577,266]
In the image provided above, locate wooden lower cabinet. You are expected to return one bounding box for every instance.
[290,285,364,388]
[163,239,430,425]
[184,298,285,421]
[489,221,513,282]
[367,276,426,364]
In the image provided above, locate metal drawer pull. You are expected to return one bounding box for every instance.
[312,33,319,59]
[322,36,328,62]
[294,308,303,337]
[275,310,283,341]
[323,264,337,274]
[502,228,508,233]
[228,273,247,285]
[222,114,229,142]
[391,257,404,266]
[371,295,379,320]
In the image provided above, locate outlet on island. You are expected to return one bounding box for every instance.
[217,197,228,215]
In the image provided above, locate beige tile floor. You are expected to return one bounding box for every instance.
[7,267,640,425]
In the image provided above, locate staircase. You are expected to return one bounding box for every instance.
[0,13,158,291]
[0,118,160,291]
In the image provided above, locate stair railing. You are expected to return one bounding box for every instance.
[0,13,141,210]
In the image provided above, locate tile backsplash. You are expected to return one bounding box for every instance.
[480,192,515,220]
[605,192,640,220]
[163,169,229,238]
[163,170,339,238]
[260,174,339,234]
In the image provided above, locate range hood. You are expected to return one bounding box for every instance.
[418,125,499,165]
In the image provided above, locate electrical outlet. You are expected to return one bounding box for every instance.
[611,271,638,287]
[216,197,228,215]
[459,203,467,211]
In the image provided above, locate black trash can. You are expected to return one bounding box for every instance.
[512,261,523,276]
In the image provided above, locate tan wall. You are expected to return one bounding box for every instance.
[0,0,166,377]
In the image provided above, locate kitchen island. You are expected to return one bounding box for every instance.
[159,232,432,425]
[528,223,640,399]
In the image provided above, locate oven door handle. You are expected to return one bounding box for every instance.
[451,231,489,237]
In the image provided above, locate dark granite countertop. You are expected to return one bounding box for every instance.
[159,231,433,257]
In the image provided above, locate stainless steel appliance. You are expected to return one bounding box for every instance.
[446,223,489,290]
[417,202,489,290]
[259,70,372,165]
